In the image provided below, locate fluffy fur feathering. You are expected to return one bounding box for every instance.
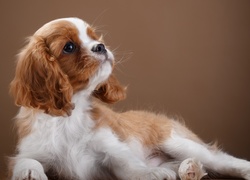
[9,17,250,180]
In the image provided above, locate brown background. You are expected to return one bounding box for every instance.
[1,0,250,179]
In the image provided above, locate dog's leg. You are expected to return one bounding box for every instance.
[11,158,48,180]
[90,128,177,180]
[162,129,250,180]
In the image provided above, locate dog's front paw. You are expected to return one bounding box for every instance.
[178,158,207,180]
[12,169,48,180]
[131,167,176,180]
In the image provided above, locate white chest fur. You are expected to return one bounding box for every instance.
[16,92,96,175]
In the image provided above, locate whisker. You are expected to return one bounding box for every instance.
[113,48,134,65]
[91,9,109,28]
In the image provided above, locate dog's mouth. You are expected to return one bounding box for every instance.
[104,52,114,64]
[91,52,114,66]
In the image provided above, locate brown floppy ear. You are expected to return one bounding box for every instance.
[10,36,74,116]
[93,74,126,103]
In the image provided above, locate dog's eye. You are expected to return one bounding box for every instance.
[63,42,76,54]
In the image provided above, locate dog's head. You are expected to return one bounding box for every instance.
[10,17,126,116]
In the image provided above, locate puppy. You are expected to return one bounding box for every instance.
[9,17,250,180]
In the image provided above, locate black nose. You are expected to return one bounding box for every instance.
[91,44,107,54]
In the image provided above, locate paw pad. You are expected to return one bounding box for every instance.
[178,158,207,180]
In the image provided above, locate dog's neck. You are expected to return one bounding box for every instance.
[71,89,93,112]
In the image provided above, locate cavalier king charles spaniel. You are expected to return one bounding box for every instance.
[9,17,250,180]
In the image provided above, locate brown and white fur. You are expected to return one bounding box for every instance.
[9,17,250,180]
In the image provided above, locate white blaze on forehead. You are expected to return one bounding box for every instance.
[65,18,97,49]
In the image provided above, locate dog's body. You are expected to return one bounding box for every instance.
[9,17,250,180]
